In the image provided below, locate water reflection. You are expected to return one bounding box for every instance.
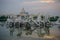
[9,28,14,36]
[17,28,22,37]
[58,26,60,29]
[0,21,60,38]
[8,22,14,36]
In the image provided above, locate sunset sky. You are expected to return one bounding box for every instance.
[0,0,60,16]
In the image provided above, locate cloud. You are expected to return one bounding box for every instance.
[29,3,60,13]
[22,0,55,6]
[39,0,55,3]
[0,0,60,16]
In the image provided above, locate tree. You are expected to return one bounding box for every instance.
[33,16,38,20]
[40,15,45,20]
[48,16,59,22]
[0,16,8,22]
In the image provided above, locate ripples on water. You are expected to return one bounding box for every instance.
[0,22,60,40]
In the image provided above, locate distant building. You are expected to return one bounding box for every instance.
[15,8,29,22]
[10,8,51,22]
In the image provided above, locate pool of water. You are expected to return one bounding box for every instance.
[0,22,60,40]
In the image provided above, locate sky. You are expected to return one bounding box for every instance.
[0,0,60,16]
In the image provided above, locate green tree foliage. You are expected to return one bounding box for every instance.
[0,16,8,22]
[49,16,59,22]
[40,15,45,20]
[33,16,37,20]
